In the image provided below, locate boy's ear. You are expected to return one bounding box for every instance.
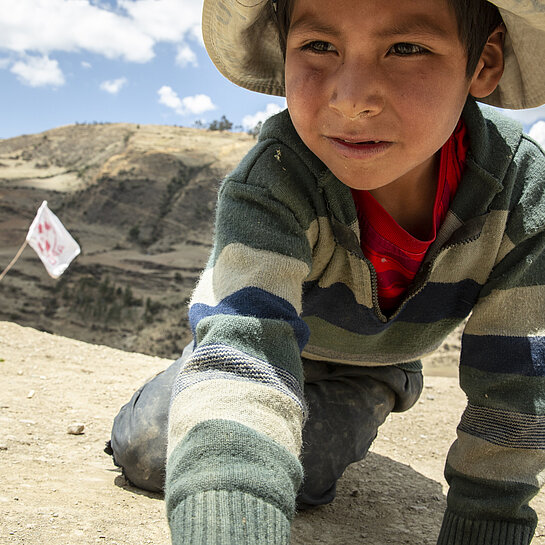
[469,25,505,99]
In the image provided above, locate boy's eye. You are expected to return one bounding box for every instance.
[389,43,429,56]
[302,40,336,53]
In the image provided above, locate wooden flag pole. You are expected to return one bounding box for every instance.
[0,239,28,282]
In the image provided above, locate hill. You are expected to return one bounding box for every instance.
[0,122,256,357]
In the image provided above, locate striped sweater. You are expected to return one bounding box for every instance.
[166,98,545,545]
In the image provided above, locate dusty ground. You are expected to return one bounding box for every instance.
[1,320,544,544]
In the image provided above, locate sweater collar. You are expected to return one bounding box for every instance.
[450,97,522,221]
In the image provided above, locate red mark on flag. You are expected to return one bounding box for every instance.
[26,201,81,278]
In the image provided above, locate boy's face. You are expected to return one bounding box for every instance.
[285,0,481,193]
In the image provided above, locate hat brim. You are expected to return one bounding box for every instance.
[203,0,545,110]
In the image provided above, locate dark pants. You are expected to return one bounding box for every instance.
[108,345,423,506]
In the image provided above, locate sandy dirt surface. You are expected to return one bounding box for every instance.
[1,320,544,544]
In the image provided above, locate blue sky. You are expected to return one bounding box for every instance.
[1,0,544,143]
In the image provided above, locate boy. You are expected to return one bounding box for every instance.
[109,0,545,543]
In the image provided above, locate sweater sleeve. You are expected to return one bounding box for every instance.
[165,141,315,544]
[438,137,545,545]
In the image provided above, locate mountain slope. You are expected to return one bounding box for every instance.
[0,123,255,357]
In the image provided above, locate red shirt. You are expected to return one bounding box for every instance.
[351,120,469,313]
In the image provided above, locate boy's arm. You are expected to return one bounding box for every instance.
[438,160,545,545]
[165,143,315,544]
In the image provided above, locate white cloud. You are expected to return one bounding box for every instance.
[158,86,182,110]
[158,86,216,116]
[181,94,215,115]
[0,0,153,62]
[10,55,65,87]
[494,104,545,127]
[119,0,202,43]
[529,120,545,149]
[175,44,197,68]
[81,61,92,69]
[0,0,203,63]
[100,77,128,94]
[242,103,285,131]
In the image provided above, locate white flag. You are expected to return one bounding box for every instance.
[26,201,81,278]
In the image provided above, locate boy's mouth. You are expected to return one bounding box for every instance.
[338,139,382,144]
[328,137,392,156]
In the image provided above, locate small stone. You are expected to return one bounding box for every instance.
[67,423,85,435]
[27,390,35,399]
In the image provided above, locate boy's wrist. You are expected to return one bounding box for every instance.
[168,490,291,545]
[437,509,535,545]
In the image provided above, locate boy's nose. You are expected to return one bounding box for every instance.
[329,61,384,120]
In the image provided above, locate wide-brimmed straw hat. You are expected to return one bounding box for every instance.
[202,0,545,110]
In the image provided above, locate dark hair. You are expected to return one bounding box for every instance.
[272,0,503,77]
[447,0,503,76]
